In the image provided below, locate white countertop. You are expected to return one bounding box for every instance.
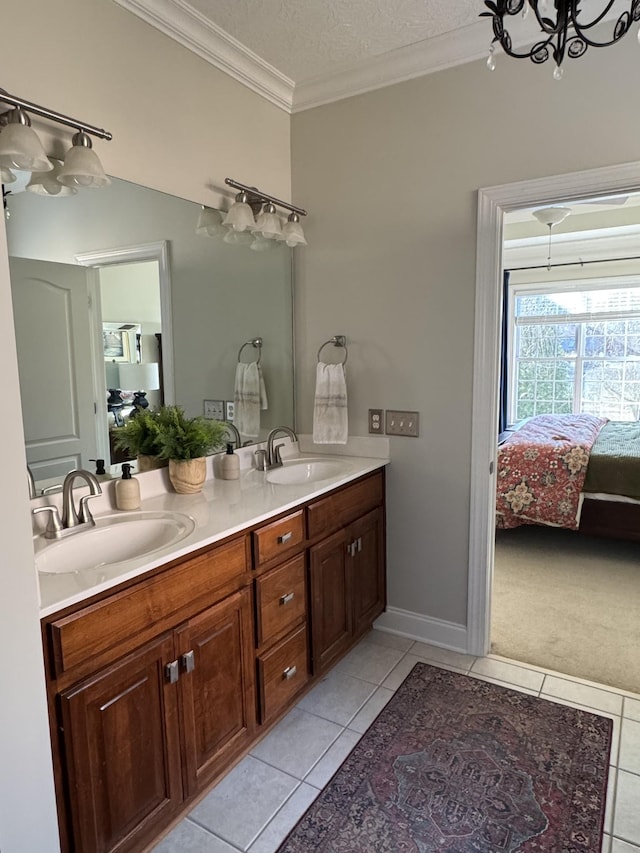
[37,453,388,618]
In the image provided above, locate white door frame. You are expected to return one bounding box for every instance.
[467,160,640,656]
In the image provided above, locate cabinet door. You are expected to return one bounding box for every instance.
[351,507,385,637]
[176,587,256,797]
[59,634,182,853]
[309,528,352,674]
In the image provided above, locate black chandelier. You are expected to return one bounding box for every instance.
[481,1,640,77]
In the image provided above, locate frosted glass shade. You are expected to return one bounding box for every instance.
[222,200,256,232]
[27,159,77,196]
[258,204,282,240]
[250,235,275,251]
[57,133,110,188]
[118,362,160,392]
[282,217,307,247]
[0,120,52,172]
[196,206,225,236]
[0,166,16,184]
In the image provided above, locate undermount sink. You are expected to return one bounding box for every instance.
[35,510,196,575]
[266,457,346,486]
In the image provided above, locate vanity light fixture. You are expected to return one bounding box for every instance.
[196,205,226,237]
[26,159,77,196]
[0,87,112,191]
[482,1,640,79]
[222,177,308,248]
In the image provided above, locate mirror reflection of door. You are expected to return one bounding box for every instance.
[10,257,98,482]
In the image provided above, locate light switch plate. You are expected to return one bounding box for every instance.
[385,410,419,437]
[225,401,235,421]
[203,399,224,420]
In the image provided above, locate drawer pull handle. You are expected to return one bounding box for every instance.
[181,650,195,674]
[165,660,180,684]
[283,665,297,680]
[280,592,295,606]
[357,537,363,553]
[277,531,293,545]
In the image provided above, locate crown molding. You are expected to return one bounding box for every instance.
[112,0,295,112]
[291,21,491,112]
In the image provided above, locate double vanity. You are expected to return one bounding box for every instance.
[36,449,388,853]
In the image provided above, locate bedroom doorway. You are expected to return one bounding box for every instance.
[490,198,640,693]
[467,161,640,681]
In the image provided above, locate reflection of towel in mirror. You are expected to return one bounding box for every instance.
[313,362,348,444]
[234,361,268,438]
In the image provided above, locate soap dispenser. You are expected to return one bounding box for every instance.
[90,458,112,482]
[115,463,141,510]
[220,443,240,480]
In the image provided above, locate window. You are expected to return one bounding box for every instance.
[509,277,640,423]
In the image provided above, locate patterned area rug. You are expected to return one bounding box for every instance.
[277,663,612,852]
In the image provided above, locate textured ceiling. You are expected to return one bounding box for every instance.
[185,0,482,83]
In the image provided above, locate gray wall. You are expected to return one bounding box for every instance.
[291,39,640,630]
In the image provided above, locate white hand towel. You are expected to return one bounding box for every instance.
[234,361,261,438]
[313,362,348,444]
[258,364,268,410]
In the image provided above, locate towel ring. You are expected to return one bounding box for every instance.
[238,337,262,365]
[317,335,348,366]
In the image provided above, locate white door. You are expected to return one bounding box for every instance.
[10,257,97,483]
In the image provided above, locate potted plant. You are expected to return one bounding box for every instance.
[155,405,226,494]
[111,409,167,471]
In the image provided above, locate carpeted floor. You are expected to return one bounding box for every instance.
[492,524,640,694]
[277,663,612,852]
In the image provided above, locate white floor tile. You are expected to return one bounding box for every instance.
[247,783,320,853]
[619,718,640,775]
[613,769,640,844]
[382,653,467,692]
[465,672,539,696]
[152,819,239,852]
[304,729,361,788]
[250,706,342,779]
[611,838,640,852]
[188,756,298,850]
[623,697,640,723]
[333,638,406,684]
[602,834,611,853]
[348,686,394,733]
[470,657,545,691]
[605,768,617,836]
[366,628,414,652]
[541,676,624,716]
[411,641,476,672]
[295,669,376,726]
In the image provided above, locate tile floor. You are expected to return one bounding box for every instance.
[151,630,640,852]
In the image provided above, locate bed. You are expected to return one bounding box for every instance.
[496,414,640,542]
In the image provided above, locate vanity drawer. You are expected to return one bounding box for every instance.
[307,471,384,541]
[47,535,249,679]
[252,510,305,568]
[257,624,309,723]
[255,554,306,647]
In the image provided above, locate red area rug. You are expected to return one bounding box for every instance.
[278,663,612,852]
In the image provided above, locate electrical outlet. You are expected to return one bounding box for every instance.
[368,408,384,434]
[225,401,235,421]
[203,399,224,420]
[385,410,419,437]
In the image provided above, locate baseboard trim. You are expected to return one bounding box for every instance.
[374,607,468,653]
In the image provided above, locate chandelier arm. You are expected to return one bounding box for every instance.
[572,0,617,29]
[571,4,635,48]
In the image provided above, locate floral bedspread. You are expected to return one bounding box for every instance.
[496,414,608,530]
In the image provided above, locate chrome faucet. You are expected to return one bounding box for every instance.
[32,469,102,540]
[27,465,36,500]
[256,426,298,470]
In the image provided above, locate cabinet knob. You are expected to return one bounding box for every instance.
[277,531,293,545]
[181,650,195,673]
[279,592,295,606]
[283,665,297,681]
[165,660,180,684]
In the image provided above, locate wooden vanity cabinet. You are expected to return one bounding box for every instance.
[308,473,386,674]
[44,535,255,853]
[43,467,386,853]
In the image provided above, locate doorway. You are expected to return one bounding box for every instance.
[467,160,640,658]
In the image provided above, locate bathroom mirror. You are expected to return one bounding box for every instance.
[5,176,294,494]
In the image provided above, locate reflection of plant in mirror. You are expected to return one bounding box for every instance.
[112,409,163,458]
[156,405,226,460]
